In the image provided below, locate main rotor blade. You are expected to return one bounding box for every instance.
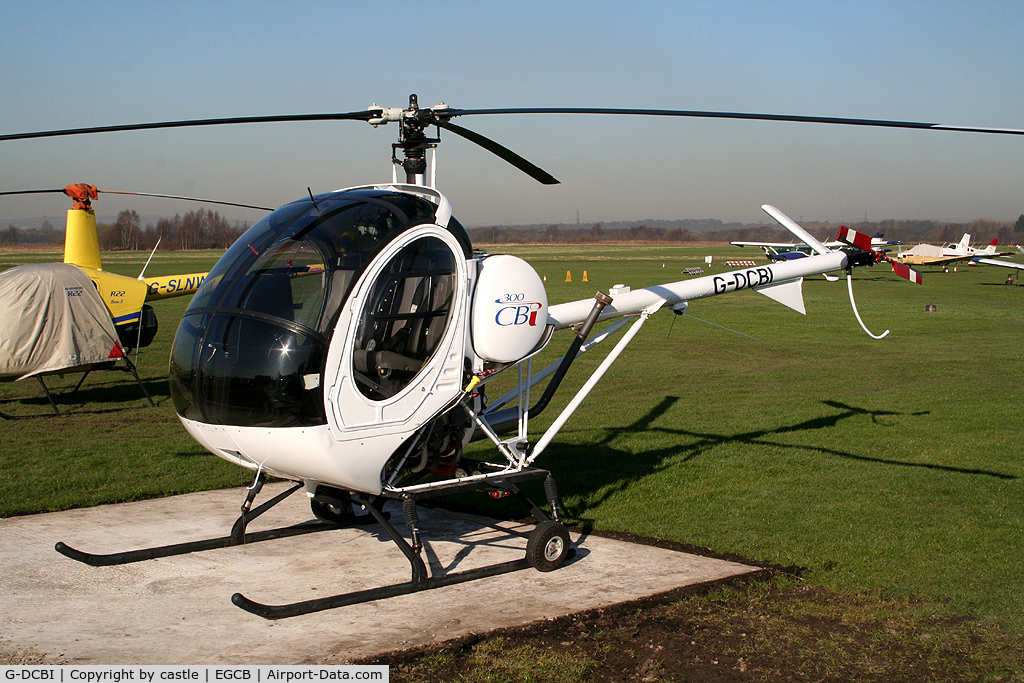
[0,188,65,196]
[437,120,559,184]
[0,111,376,142]
[101,190,274,211]
[0,187,273,211]
[443,107,1024,136]
[7,105,1022,142]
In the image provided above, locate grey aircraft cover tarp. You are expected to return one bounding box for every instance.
[0,263,123,381]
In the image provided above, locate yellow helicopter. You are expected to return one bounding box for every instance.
[60,184,211,345]
[0,183,242,414]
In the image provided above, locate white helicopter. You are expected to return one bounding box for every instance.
[7,96,1020,618]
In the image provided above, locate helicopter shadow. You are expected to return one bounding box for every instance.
[252,396,1013,580]
[543,395,1015,522]
[352,502,592,577]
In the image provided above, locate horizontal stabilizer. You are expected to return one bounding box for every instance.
[755,278,805,314]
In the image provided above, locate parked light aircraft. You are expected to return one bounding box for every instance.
[894,234,1014,270]
[3,96,1020,617]
[731,233,900,262]
[1,184,231,348]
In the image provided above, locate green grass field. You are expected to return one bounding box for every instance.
[472,246,1024,623]
[2,243,1022,671]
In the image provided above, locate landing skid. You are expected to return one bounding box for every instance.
[54,479,344,566]
[54,468,572,619]
[233,467,572,619]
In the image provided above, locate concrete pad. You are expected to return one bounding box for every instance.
[0,483,759,664]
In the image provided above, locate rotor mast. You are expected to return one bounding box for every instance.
[370,94,444,187]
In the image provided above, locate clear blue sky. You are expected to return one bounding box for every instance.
[2,0,1022,228]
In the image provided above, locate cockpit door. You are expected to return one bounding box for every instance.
[325,225,467,434]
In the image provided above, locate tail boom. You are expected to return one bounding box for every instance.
[547,251,848,329]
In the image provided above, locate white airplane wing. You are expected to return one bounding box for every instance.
[730,240,798,248]
[973,257,1024,270]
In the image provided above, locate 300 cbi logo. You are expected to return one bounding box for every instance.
[494,293,543,327]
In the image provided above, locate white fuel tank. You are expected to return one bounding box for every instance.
[471,255,548,363]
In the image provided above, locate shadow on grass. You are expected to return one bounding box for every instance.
[0,374,171,418]
[545,396,1015,517]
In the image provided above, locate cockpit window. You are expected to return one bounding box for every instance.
[233,241,327,331]
[188,200,311,312]
[170,189,470,428]
[352,236,458,401]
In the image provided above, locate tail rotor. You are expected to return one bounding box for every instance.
[835,226,923,339]
[837,226,923,284]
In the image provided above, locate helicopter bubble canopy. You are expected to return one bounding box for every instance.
[169,186,472,431]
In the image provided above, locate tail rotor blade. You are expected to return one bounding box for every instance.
[836,226,875,252]
[890,261,923,284]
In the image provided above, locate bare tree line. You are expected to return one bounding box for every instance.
[471,215,1024,245]
[101,209,249,251]
[1,209,249,250]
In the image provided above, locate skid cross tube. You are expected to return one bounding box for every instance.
[54,482,336,566]
[231,467,569,619]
